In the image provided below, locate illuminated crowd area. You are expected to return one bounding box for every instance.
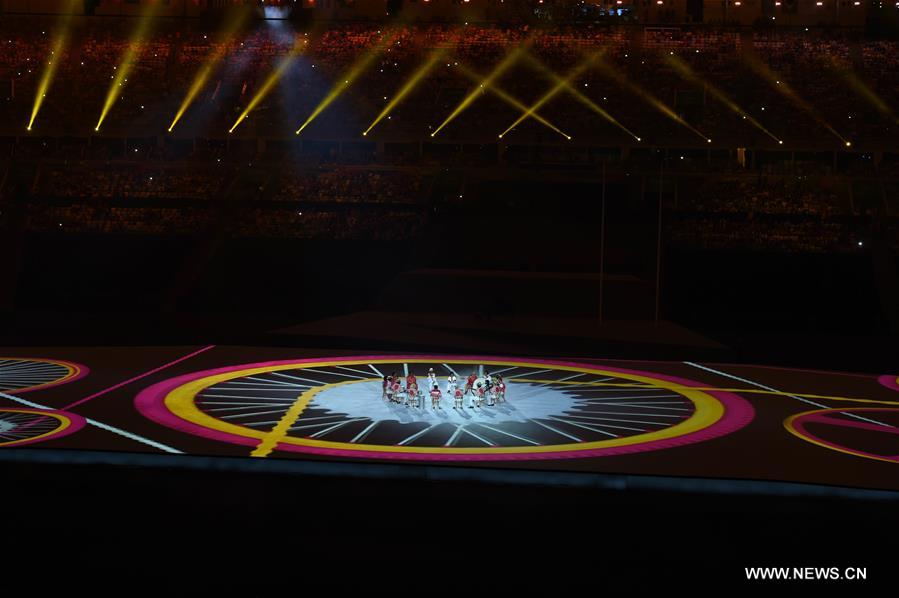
[1,6,898,253]
[2,10,897,148]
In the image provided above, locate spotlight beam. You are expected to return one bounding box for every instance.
[523,54,641,142]
[453,64,570,140]
[230,41,305,134]
[95,2,162,132]
[363,47,447,136]
[743,54,850,146]
[664,54,781,144]
[827,56,897,124]
[170,63,215,133]
[28,0,79,131]
[431,40,533,138]
[498,51,602,139]
[28,33,66,131]
[593,55,710,143]
[169,8,250,133]
[296,31,398,136]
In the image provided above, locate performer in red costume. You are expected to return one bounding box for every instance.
[429,385,442,409]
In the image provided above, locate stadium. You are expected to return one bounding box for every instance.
[1,0,898,592]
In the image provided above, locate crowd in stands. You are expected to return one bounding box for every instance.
[668,216,849,253]
[10,150,894,251]
[36,165,227,200]
[669,175,862,252]
[274,168,425,203]
[233,206,427,239]
[24,202,430,240]
[26,204,213,235]
[2,18,898,147]
[3,17,897,250]
[19,159,433,240]
[676,176,844,216]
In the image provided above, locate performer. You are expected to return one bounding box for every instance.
[408,381,419,408]
[430,385,442,409]
[474,382,486,408]
[406,371,417,390]
[392,378,403,405]
[385,376,395,403]
[465,370,478,396]
[427,368,438,390]
[496,376,506,403]
[446,374,457,397]
[453,386,464,409]
[488,385,497,407]
[382,375,389,400]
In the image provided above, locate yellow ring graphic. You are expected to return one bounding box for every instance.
[784,408,899,464]
[0,357,82,393]
[0,408,73,447]
[164,358,727,456]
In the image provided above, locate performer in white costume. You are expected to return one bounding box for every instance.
[427,368,438,390]
[445,374,457,397]
[472,382,486,408]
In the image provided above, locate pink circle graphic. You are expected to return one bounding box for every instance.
[878,375,899,393]
[0,407,87,448]
[788,407,899,464]
[0,357,89,394]
[135,355,755,461]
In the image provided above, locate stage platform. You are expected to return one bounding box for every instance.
[1,346,897,495]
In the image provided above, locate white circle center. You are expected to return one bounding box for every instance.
[307,379,582,424]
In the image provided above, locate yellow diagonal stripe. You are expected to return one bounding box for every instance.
[251,386,321,457]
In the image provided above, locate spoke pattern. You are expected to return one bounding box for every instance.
[189,361,697,453]
[0,411,63,444]
[0,359,73,392]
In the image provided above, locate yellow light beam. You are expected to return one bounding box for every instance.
[169,9,250,133]
[28,0,77,131]
[499,50,602,139]
[363,47,447,137]
[431,39,533,138]
[170,63,215,132]
[743,54,850,146]
[28,34,66,131]
[665,53,782,144]
[454,64,570,140]
[827,55,898,124]
[95,2,162,132]
[594,55,710,143]
[296,31,397,136]
[524,53,641,142]
[229,40,305,134]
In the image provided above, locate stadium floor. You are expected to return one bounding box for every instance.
[1,345,897,494]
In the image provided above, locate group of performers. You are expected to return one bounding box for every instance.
[382,368,507,409]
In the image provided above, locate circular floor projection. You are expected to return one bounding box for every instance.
[0,357,87,394]
[0,407,86,448]
[136,355,754,461]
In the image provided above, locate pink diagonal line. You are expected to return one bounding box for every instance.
[60,345,216,411]
[807,413,899,436]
